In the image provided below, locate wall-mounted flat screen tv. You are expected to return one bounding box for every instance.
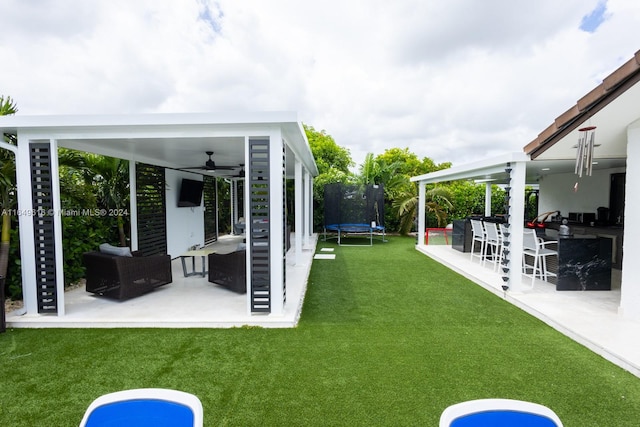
[177,178,204,207]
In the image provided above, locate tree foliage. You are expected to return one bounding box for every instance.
[0,95,18,298]
[0,95,17,116]
[360,148,452,233]
[376,147,451,177]
[305,124,353,175]
[59,170,117,287]
[394,186,453,234]
[304,131,459,234]
[305,124,355,229]
[59,149,130,246]
[445,181,509,220]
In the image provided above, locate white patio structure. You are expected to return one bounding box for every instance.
[0,112,318,324]
[412,49,640,376]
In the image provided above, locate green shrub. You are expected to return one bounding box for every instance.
[61,214,117,286]
[5,226,21,299]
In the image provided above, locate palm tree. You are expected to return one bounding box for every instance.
[57,149,131,246]
[65,152,130,246]
[358,153,402,186]
[394,184,453,235]
[358,153,379,185]
[0,95,18,281]
[0,96,17,116]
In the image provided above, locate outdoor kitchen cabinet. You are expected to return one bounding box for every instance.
[452,219,472,252]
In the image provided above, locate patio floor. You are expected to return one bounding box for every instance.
[417,243,640,378]
[6,234,317,328]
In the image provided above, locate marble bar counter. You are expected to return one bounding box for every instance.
[543,233,612,291]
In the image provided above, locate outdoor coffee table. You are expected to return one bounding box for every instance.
[179,248,216,277]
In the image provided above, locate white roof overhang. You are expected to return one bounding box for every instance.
[411,152,530,185]
[0,112,319,178]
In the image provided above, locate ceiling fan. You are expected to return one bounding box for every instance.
[181,151,238,172]
[217,164,245,178]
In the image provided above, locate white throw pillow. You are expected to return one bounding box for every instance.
[99,243,133,257]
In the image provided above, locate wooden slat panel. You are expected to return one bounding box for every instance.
[203,176,217,245]
[136,163,167,256]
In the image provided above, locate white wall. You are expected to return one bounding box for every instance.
[165,168,205,258]
[538,167,626,218]
[620,122,640,321]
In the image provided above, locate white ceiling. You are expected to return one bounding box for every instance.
[61,136,247,176]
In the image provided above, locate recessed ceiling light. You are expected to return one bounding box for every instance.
[541,167,550,171]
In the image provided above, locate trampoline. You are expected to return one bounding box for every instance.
[322,183,387,246]
[323,223,387,246]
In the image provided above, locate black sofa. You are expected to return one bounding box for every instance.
[83,251,172,300]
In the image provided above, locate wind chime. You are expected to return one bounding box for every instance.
[574,126,597,178]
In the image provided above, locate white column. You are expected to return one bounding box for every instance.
[507,161,526,292]
[230,180,238,233]
[294,159,303,264]
[303,169,311,248]
[269,132,285,316]
[128,160,138,251]
[229,180,235,232]
[620,122,640,320]
[243,137,252,315]
[485,182,492,217]
[417,181,426,246]
[16,135,37,315]
[50,139,65,315]
[215,178,220,241]
[307,174,314,245]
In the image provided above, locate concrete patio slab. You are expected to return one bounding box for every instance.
[6,234,317,329]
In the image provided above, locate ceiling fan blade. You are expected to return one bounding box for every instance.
[178,152,240,173]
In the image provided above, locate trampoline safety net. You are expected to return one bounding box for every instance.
[324,183,385,227]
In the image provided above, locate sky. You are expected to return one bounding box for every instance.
[1,0,638,170]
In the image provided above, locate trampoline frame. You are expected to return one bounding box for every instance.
[322,223,387,246]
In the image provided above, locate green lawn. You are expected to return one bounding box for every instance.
[1,236,640,426]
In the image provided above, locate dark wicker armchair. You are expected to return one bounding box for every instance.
[83,251,172,300]
[208,250,246,294]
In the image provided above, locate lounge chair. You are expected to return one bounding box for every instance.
[79,388,203,426]
[439,398,563,426]
[208,250,246,294]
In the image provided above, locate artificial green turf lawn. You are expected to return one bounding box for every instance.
[2,236,640,426]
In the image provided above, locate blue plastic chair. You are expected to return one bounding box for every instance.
[440,398,563,427]
[79,388,203,427]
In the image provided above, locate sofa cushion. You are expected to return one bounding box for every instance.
[99,243,133,257]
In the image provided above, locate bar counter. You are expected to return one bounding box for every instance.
[542,233,612,291]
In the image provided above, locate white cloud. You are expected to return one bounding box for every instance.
[1,0,639,168]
